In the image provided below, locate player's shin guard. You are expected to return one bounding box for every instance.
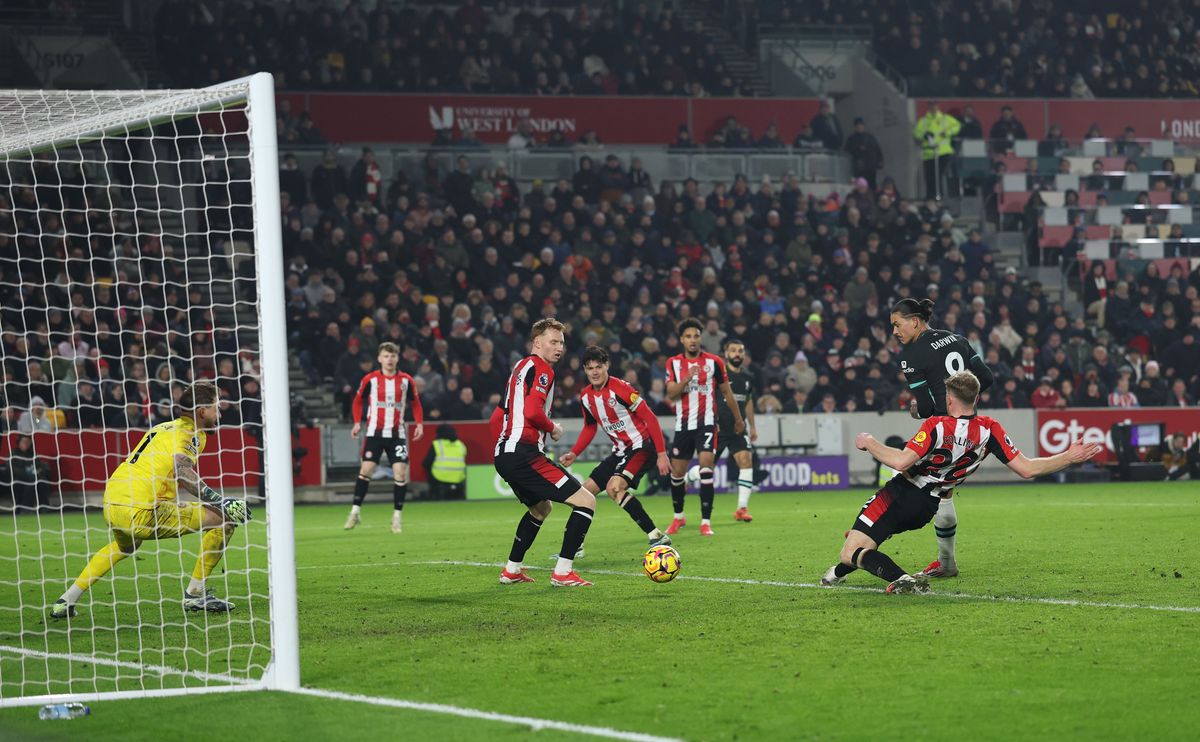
[507,512,543,564]
[393,481,407,511]
[352,475,370,507]
[670,475,686,517]
[857,548,906,583]
[934,497,957,568]
[698,467,714,520]
[617,492,656,534]
[557,506,594,573]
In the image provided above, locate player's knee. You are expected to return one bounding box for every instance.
[605,480,626,501]
[698,467,714,485]
[576,490,597,510]
[531,501,552,521]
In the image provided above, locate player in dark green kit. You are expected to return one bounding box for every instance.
[891,298,994,579]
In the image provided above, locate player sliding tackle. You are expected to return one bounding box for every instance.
[559,346,673,550]
[51,382,251,618]
[821,371,1102,594]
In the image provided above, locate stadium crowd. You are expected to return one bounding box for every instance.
[735,0,1200,98]
[154,0,754,97]
[278,144,1200,424]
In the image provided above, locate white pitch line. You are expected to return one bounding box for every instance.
[0,646,683,740]
[0,644,255,686]
[410,560,1200,615]
[289,686,684,742]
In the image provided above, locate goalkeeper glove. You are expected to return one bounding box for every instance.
[221,498,252,524]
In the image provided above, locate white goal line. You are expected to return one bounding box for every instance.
[0,646,682,741]
[404,560,1200,615]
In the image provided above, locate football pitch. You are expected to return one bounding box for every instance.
[1,482,1197,741]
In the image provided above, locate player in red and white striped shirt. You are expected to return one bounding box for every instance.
[492,319,597,587]
[822,371,1102,594]
[559,347,672,550]
[664,319,745,537]
[345,342,424,534]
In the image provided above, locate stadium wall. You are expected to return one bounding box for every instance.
[916,98,1200,141]
[275,92,822,145]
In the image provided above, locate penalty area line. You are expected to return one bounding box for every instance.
[412,560,1200,615]
[289,686,684,742]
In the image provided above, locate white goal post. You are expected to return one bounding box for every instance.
[0,72,298,706]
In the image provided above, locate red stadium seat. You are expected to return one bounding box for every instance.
[999,190,1031,214]
[1040,226,1074,248]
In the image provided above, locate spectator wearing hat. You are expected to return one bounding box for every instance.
[17,397,57,434]
[1030,376,1065,409]
[844,117,883,189]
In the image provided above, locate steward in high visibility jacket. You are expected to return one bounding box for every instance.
[423,424,467,498]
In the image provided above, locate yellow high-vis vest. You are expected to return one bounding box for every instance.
[430,439,467,483]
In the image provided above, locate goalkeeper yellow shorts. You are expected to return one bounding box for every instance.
[103,500,204,541]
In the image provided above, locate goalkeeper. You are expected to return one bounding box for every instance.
[51,381,251,618]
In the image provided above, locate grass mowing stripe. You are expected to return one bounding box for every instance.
[288,686,685,742]
[409,560,1200,615]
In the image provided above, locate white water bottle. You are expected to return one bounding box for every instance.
[38,702,90,720]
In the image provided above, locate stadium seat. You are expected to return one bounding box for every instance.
[1040,225,1074,248]
[999,190,1031,214]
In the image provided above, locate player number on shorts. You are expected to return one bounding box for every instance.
[702,432,713,450]
[394,443,408,460]
[944,351,965,376]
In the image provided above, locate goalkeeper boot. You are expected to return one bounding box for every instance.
[343,510,361,531]
[820,564,847,586]
[184,587,235,612]
[49,599,77,620]
[885,574,931,595]
[391,512,402,534]
[919,560,959,578]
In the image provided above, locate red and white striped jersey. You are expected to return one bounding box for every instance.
[352,370,423,438]
[579,378,651,456]
[665,352,729,431]
[1107,390,1139,408]
[902,415,1021,497]
[495,354,556,454]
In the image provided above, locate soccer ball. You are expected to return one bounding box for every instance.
[643,545,682,583]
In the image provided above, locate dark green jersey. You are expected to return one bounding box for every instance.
[719,366,754,428]
[900,328,994,417]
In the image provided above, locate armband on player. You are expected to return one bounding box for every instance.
[199,483,223,505]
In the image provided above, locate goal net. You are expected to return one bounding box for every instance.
[0,73,298,706]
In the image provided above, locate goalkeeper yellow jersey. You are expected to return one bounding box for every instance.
[105,417,207,509]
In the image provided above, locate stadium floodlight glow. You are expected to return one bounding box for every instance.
[0,72,298,706]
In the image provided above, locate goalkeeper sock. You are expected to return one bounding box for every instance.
[393,481,407,511]
[69,538,137,599]
[858,549,906,582]
[670,475,686,518]
[352,475,370,507]
[934,497,957,569]
[737,475,754,509]
[616,491,655,534]
[190,526,232,587]
[507,512,543,564]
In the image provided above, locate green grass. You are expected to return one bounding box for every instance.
[2,482,1198,741]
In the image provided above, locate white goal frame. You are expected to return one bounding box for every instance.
[0,72,299,707]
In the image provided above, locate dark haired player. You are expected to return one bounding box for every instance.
[821,371,1101,594]
[891,298,994,579]
[715,338,757,522]
[492,318,596,587]
[559,347,672,548]
[664,319,745,536]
